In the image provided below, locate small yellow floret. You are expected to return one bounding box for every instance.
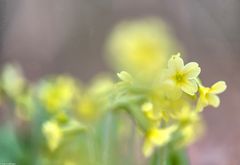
[165,53,201,96]
[143,125,177,157]
[197,81,227,111]
[39,76,76,113]
[42,121,62,151]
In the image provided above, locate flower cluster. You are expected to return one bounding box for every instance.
[113,53,226,157]
[106,19,226,159]
[0,18,226,165]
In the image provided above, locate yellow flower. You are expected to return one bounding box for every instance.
[175,105,199,127]
[117,71,133,84]
[42,121,63,151]
[39,76,76,113]
[179,124,203,147]
[76,95,97,121]
[1,64,25,98]
[165,53,201,96]
[106,18,177,77]
[76,77,113,122]
[143,125,177,157]
[174,106,203,147]
[197,81,227,111]
[142,102,161,123]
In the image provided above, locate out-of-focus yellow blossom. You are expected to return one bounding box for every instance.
[76,95,97,122]
[1,64,25,98]
[117,71,133,85]
[165,53,201,96]
[76,77,113,122]
[174,106,203,147]
[106,18,178,77]
[114,52,226,158]
[42,120,63,151]
[142,102,161,123]
[38,76,77,113]
[143,125,177,157]
[197,81,227,111]
[88,76,114,97]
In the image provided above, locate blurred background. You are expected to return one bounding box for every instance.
[0,0,239,164]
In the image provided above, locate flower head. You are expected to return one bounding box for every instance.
[106,18,178,77]
[142,102,161,121]
[143,125,177,157]
[172,106,204,147]
[38,76,76,113]
[165,53,201,96]
[1,64,25,98]
[42,121,63,151]
[197,81,227,111]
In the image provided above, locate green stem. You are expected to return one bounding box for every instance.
[102,113,113,165]
[151,146,168,165]
[87,129,96,165]
[128,104,151,132]
[127,121,135,165]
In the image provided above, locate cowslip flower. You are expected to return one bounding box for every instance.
[197,81,227,111]
[142,102,160,121]
[141,102,163,126]
[38,76,76,113]
[106,18,177,77]
[143,125,177,157]
[76,77,113,122]
[42,121,63,151]
[1,64,25,98]
[165,53,201,96]
[76,94,97,121]
[174,106,203,147]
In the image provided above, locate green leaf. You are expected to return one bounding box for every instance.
[0,123,22,163]
[167,148,189,165]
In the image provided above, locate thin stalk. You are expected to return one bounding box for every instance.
[102,113,113,165]
[128,104,151,132]
[151,146,168,165]
[127,120,135,165]
[87,129,96,165]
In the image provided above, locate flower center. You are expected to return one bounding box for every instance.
[175,73,184,83]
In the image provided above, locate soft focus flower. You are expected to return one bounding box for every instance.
[143,126,177,157]
[42,121,63,151]
[117,71,133,84]
[38,76,77,113]
[75,77,113,122]
[142,102,161,123]
[197,81,227,111]
[174,106,203,147]
[165,53,201,96]
[0,18,228,164]
[1,64,25,98]
[76,94,97,121]
[106,18,178,78]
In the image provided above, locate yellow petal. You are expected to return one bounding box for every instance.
[168,54,184,72]
[209,81,227,94]
[181,80,198,95]
[207,94,220,107]
[163,80,182,99]
[183,62,201,79]
[142,102,153,112]
[42,121,62,151]
[148,126,176,146]
[143,139,154,157]
[117,71,133,83]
